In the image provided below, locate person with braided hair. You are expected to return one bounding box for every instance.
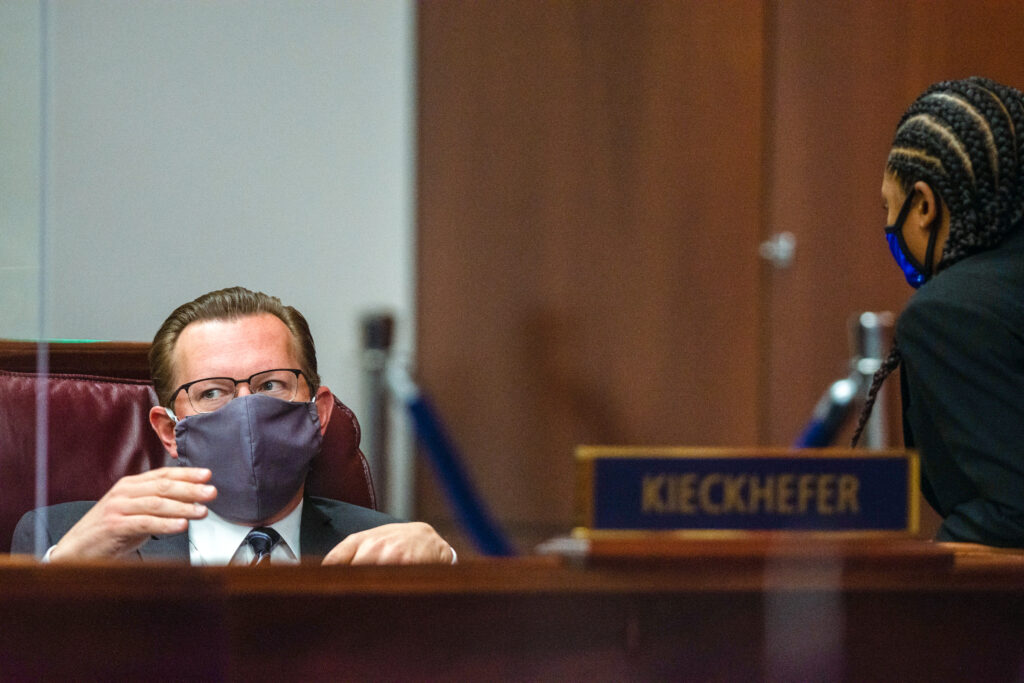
[851,77,1024,547]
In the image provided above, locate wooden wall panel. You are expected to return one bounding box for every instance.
[765,0,1024,446]
[417,1,766,547]
[417,0,1024,553]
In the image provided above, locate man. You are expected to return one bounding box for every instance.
[12,287,454,565]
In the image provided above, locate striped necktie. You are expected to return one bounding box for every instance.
[245,527,281,566]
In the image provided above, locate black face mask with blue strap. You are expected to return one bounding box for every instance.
[885,187,940,289]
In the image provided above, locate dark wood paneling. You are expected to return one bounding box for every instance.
[764,0,1024,446]
[417,1,766,546]
[4,546,1024,679]
[417,1,1024,551]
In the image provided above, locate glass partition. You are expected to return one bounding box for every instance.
[2,0,416,555]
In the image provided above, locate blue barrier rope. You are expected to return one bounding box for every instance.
[792,375,861,449]
[388,366,515,556]
[793,419,832,448]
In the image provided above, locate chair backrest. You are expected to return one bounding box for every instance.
[0,340,377,554]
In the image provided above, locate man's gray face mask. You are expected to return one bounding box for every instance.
[172,393,323,524]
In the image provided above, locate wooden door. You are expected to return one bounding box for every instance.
[765,1,1024,446]
[417,1,766,548]
[416,0,1024,552]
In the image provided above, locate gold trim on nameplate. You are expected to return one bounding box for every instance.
[576,446,914,459]
[573,446,920,535]
[570,528,919,540]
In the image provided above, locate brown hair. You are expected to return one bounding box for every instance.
[149,287,320,407]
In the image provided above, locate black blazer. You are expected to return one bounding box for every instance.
[898,227,1024,546]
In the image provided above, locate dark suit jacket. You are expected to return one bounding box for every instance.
[898,227,1024,547]
[10,496,400,563]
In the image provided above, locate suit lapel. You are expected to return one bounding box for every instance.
[138,531,190,563]
[299,498,338,561]
[133,499,337,563]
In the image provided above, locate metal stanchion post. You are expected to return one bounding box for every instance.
[794,311,895,449]
[361,312,394,510]
[851,311,894,449]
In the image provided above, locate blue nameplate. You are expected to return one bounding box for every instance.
[574,447,919,534]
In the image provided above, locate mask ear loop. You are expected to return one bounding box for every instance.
[922,200,941,278]
[894,187,918,227]
[886,188,918,241]
[887,188,926,271]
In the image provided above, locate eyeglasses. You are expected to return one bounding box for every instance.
[170,368,307,414]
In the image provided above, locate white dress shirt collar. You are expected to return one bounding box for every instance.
[188,498,304,566]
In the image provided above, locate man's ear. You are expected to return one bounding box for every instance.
[149,406,179,458]
[913,181,940,232]
[314,386,335,436]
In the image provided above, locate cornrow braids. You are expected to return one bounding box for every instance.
[889,77,1024,267]
[853,77,1024,447]
[850,343,902,447]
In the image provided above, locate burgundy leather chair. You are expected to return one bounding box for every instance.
[0,340,377,554]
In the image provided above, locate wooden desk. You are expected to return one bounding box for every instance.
[2,539,1023,680]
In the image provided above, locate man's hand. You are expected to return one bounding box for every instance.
[321,522,454,565]
[49,467,216,562]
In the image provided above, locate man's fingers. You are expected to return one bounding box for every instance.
[109,496,211,520]
[132,466,212,483]
[108,514,192,537]
[111,477,217,505]
[321,537,359,566]
[48,469,216,562]
[321,523,453,566]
